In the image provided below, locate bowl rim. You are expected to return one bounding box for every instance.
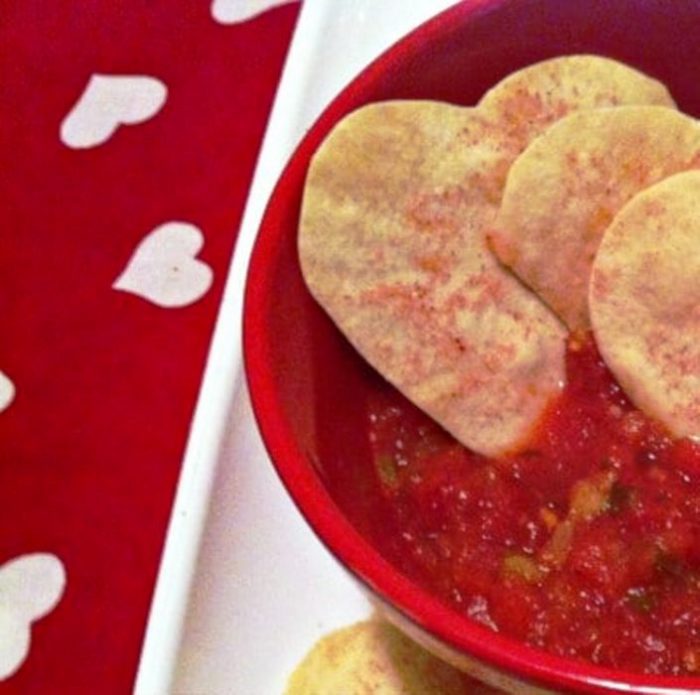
[243,1,700,692]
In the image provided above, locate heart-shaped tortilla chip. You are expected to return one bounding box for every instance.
[590,170,700,440]
[492,106,700,331]
[300,58,678,456]
[479,54,675,144]
[300,101,566,457]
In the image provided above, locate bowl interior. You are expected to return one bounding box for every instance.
[244,0,700,691]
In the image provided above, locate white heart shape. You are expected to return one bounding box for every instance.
[0,372,15,413]
[113,222,213,308]
[60,74,167,149]
[211,0,297,24]
[0,554,66,680]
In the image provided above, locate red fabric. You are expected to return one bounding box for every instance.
[0,2,299,692]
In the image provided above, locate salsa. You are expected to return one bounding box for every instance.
[368,333,700,675]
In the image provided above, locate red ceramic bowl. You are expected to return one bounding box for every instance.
[244,1,700,692]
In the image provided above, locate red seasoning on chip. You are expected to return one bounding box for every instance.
[479,53,675,143]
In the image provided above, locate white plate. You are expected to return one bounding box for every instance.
[135,2,458,693]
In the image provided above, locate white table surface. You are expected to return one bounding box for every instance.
[169,2,458,693]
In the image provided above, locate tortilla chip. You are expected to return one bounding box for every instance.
[300,58,676,455]
[590,171,700,439]
[479,55,675,144]
[299,101,566,457]
[492,106,700,331]
[285,619,498,694]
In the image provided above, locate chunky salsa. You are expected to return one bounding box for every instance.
[367,333,700,675]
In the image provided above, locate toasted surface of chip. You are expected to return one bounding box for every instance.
[479,55,675,144]
[299,101,566,457]
[285,619,497,695]
[492,106,700,331]
[590,171,700,439]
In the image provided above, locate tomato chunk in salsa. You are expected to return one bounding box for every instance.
[368,333,700,675]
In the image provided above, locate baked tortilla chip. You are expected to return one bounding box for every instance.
[299,101,566,457]
[590,171,700,439]
[285,619,497,694]
[479,55,675,143]
[492,106,700,331]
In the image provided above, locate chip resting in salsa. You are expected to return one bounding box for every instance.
[300,100,566,458]
[299,55,674,457]
[590,170,700,440]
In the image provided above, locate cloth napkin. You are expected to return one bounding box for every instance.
[0,1,299,691]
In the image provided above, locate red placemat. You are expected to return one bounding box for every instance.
[0,1,299,692]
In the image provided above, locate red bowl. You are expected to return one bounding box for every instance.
[244,1,700,692]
